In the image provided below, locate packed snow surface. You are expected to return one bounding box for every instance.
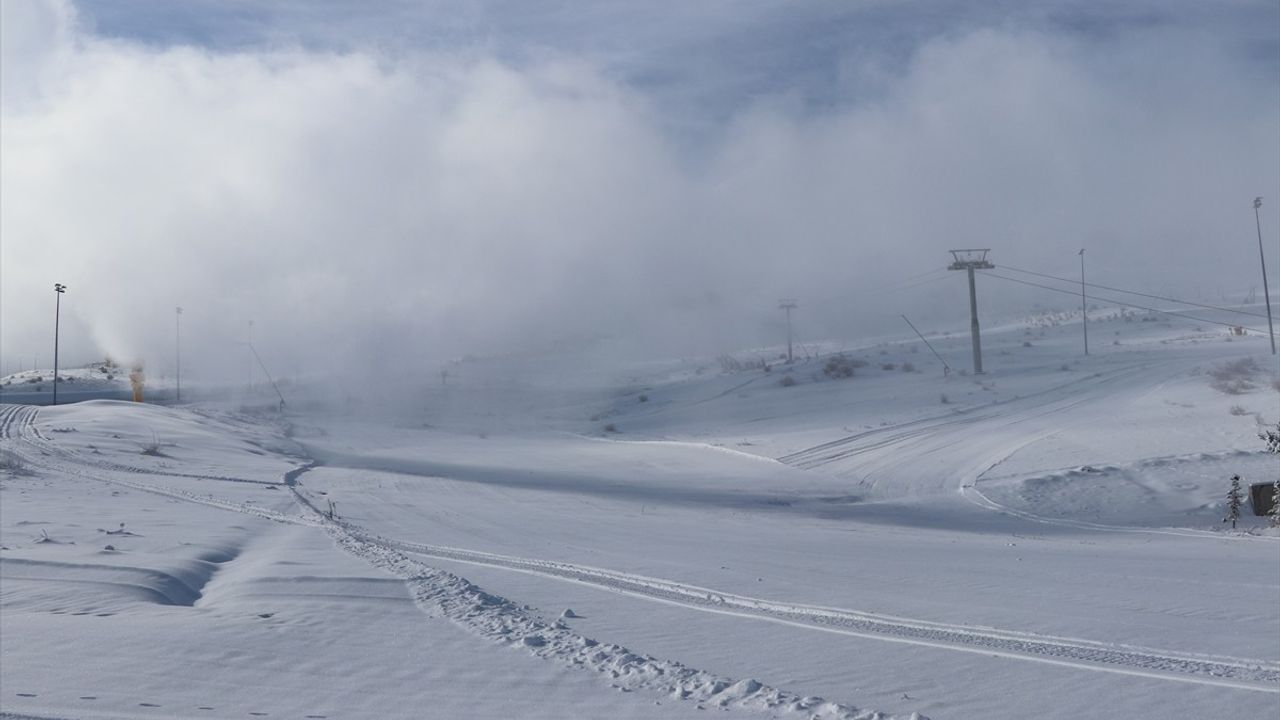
[2,309,1278,719]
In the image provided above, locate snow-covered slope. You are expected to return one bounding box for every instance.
[2,309,1278,719]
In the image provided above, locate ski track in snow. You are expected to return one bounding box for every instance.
[5,403,1277,699]
[777,363,1150,470]
[0,404,915,720]
[776,360,1280,543]
[331,526,1280,692]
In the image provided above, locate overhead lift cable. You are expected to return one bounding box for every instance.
[999,264,1270,320]
[978,271,1264,332]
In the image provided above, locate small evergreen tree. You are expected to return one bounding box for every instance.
[1261,422,1280,454]
[1270,480,1280,529]
[1261,423,1280,528]
[1224,475,1243,529]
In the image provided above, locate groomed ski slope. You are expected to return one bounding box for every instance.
[2,308,1278,719]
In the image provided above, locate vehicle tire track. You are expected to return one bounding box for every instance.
[10,403,1276,696]
[777,363,1155,470]
[341,527,1280,692]
[2,403,915,720]
[2,405,315,527]
[2,404,283,485]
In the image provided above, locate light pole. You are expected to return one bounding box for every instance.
[1079,249,1088,356]
[175,306,183,403]
[53,283,66,405]
[1254,197,1275,355]
[247,320,254,392]
[778,299,798,363]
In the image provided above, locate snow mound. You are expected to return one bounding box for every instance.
[979,450,1279,529]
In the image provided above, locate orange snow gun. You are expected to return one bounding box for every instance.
[129,368,145,402]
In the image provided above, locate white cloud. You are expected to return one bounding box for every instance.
[2,0,1276,383]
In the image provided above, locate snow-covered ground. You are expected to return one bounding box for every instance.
[2,308,1278,719]
[1,363,132,394]
[0,362,177,406]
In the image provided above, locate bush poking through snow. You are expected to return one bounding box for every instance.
[717,354,768,374]
[822,353,863,379]
[779,375,796,387]
[940,393,950,404]
[1209,358,1260,395]
[1229,405,1250,416]
[604,423,618,433]
[0,449,27,474]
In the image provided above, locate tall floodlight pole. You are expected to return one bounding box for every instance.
[1254,197,1275,355]
[947,249,994,374]
[1079,249,1089,356]
[247,320,255,391]
[175,306,183,403]
[53,283,67,405]
[779,299,798,363]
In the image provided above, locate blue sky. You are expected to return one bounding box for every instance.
[71,1,1280,136]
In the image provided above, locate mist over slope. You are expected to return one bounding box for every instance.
[2,0,1277,390]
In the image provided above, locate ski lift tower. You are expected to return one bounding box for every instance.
[948,249,994,374]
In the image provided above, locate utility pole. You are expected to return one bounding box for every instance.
[175,306,183,403]
[778,299,798,363]
[247,320,255,392]
[947,249,994,374]
[53,283,66,405]
[1254,197,1275,355]
[1079,249,1088,356]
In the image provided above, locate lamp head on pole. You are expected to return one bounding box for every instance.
[54,283,66,294]
[176,306,183,315]
[1255,197,1263,210]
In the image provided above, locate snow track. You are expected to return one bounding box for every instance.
[6,401,1277,710]
[1,405,317,528]
[774,358,1271,545]
[340,527,1280,692]
[321,515,899,719]
[0,404,912,720]
[778,364,1151,472]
